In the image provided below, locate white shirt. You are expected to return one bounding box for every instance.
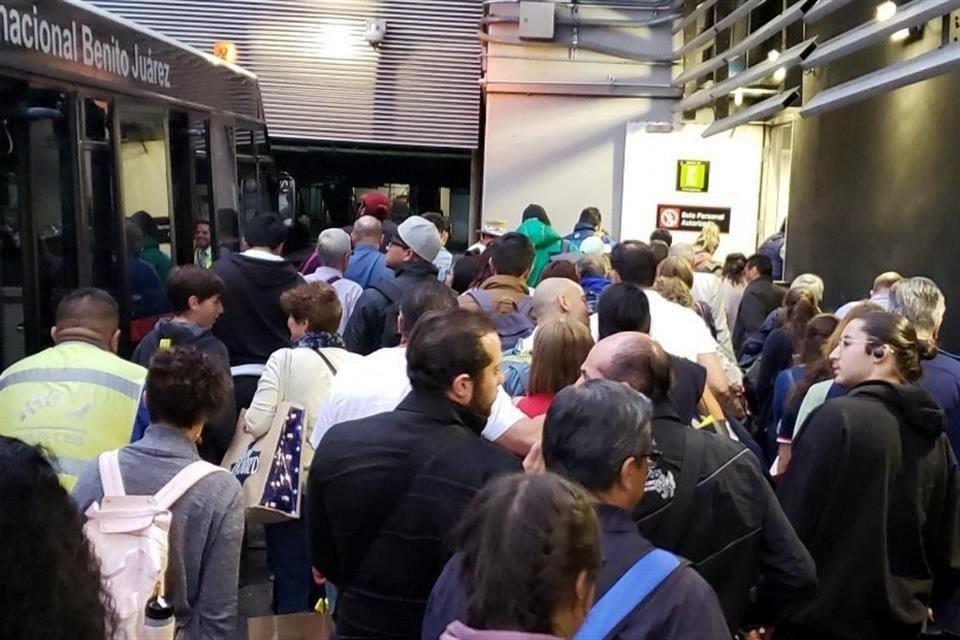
[309,346,522,448]
[590,289,719,362]
[303,266,363,335]
[691,272,741,385]
[241,248,284,262]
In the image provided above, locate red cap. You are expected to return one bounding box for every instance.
[359,192,392,220]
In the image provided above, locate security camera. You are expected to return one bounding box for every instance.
[364,19,387,47]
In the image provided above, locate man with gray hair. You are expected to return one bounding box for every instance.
[891,276,960,457]
[304,228,363,334]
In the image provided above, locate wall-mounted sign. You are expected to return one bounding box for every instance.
[656,204,731,233]
[676,159,710,193]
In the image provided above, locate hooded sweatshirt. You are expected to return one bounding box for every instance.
[516,219,563,287]
[440,621,561,640]
[212,253,303,366]
[130,318,237,462]
[777,381,960,640]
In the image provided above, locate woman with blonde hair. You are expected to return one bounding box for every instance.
[516,318,594,418]
[693,222,722,275]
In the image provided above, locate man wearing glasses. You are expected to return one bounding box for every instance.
[577,332,816,637]
[424,380,729,640]
[344,216,441,355]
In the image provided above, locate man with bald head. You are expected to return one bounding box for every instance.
[502,276,590,396]
[345,215,394,289]
[0,288,148,488]
[580,332,816,633]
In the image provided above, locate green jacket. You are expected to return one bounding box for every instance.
[517,218,563,286]
[141,234,172,282]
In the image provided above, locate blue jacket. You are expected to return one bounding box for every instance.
[423,504,729,640]
[344,244,394,289]
[581,275,612,313]
[563,222,611,251]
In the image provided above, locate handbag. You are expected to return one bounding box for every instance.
[222,402,307,522]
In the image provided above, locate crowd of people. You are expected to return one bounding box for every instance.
[0,200,958,640]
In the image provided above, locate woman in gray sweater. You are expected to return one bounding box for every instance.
[73,347,244,640]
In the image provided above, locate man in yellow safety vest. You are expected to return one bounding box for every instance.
[0,288,147,489]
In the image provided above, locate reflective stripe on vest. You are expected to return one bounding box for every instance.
[0,368,142,399]
[0,345,145,488]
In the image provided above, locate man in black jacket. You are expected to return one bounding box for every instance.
[733,254,787,357]
[422,380,729,640]
[212,213,302,407]
[308,307,522,640]
[344,215,442,355]
[579,331,817,632]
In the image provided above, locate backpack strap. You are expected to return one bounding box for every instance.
[370,280,402,305]
[573,549,681,640]
[325,275,342,285]
[99,450,126,497]
[465,288,495,313]
[153,461,226,511]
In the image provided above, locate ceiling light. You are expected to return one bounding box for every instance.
[768,49,782,62]
[876,1,898,21]
[773,67,788,82]
[890,28,911,40]
[733,88,745,105]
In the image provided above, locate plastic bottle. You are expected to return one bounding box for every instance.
[142,594,175,640]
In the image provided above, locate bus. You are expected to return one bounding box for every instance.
[0,0,275,367]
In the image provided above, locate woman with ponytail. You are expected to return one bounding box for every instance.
[777,311,960,640]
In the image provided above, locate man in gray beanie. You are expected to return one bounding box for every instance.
[344,216,443,355]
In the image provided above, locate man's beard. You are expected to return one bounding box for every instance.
[467,394,494,419]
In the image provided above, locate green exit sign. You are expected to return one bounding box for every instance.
[677,160,710,193]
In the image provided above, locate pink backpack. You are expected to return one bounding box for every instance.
[83,450,226,639]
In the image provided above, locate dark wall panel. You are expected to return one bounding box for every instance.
[786,14,960,350]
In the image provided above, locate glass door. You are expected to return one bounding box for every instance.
[0,80,80,368]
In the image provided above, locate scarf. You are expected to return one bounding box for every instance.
[292,331,344,352]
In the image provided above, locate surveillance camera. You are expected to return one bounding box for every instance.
[364,19,387,46]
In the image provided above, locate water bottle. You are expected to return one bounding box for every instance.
[142,594,175,640]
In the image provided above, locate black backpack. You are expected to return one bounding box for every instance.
[464,289,535,351]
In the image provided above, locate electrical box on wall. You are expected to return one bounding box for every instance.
[519,2,555,40]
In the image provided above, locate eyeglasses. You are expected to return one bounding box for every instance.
[388,239,409,251]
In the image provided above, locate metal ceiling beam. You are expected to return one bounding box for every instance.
[675,38,816,112]
[802,0,960,69]
[702,87,800,136]
[673,0,719,34]
[675,0,769,57]
[673,0,816,86]
[801,44,960,116]
[804,0,856,24]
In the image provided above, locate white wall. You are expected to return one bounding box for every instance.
[479,2,675,238]
[483,95,672,236]
[620,122,765,258]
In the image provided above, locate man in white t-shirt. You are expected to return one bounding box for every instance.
[310,280,538,454]
[594,240,730,400]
